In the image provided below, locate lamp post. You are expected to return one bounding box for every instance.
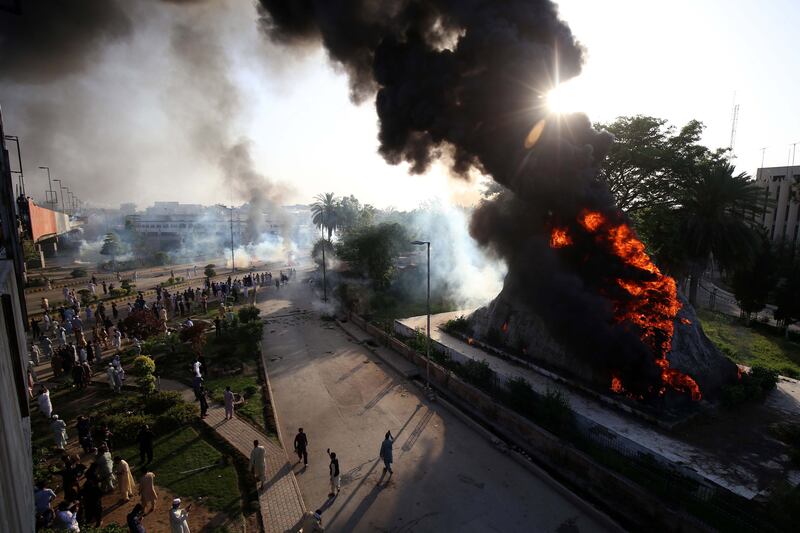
[60,186,69,214]
[52,179,64,211]
[39,166,56,209]
[4,135,25,195]
[321,212,328,302]
[411,240,432,397]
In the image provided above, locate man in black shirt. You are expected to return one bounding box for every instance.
[294,428,308,466]
[138,424,154,465]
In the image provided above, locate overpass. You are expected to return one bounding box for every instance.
[16,196,77,263]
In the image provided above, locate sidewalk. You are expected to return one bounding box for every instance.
[159,378,306,533]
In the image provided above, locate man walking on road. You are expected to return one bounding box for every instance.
[380,430,394,475]
[294,428,308,466]
[250,440,267,491]
[326,449,340,498]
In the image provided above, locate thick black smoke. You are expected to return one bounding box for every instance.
[0,0,132,83]
[258,0,671,394]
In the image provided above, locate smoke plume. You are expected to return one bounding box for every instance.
[257,0,684,395]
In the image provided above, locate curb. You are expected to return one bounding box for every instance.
[259,331,307,514]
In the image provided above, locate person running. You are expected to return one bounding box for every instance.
[294,428,308,466]
[297,509,324,532]
[250,440,267,490]
[326,449,340,498]
[139,469,158,514]
[81,476,103,527]
[198,386,209,419]
[169,498,191,533]
[380,430,394,475]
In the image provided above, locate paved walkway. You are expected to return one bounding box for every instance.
[159,378,306,532]
[258,271,613,532]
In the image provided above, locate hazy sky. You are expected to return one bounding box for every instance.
[2,0,799,211]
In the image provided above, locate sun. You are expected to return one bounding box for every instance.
[545,80,585,114]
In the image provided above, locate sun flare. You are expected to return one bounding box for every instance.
[545,80,586,114]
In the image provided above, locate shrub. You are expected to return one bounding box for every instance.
[77,288,96,306]
[133,355,156,377]
[70,268,88,278]
[155,403,198,434]
[144,391,183,414]
[109,288,128,298]
[461,359,494,391]
[534,389,574,436]
[205,264,217,278]
[27,277,47,288]
[506,377,535,416]
[721,366,778,408]
[95,413,155,446]
[122,310,163,340]
[244,385,259,398]
[444,315,471,335]
[180,323,209,355]
[121,279,133,292]
[238,305,261,323]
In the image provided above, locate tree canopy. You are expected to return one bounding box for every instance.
[100,232,123,258]
[335,222,410,288]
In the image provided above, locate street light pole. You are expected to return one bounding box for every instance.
[321,213,328,302]
[39,166,56,209]
[411,240,432,397]
[4,135,25,195]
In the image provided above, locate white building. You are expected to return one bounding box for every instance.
[756,166,800,246]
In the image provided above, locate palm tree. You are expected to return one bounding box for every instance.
[310,192,338,241]
[680,162,766,305]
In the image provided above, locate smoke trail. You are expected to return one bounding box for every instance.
[257,0,730,397]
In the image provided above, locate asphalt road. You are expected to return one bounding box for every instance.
[258,271,615,533]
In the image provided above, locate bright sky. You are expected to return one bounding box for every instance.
[241,0,800,210]
[7,0,800,211]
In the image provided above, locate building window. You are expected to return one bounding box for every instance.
[2,294,29,418]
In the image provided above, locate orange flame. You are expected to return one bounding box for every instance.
[501,322,509,333]
[578,210,702,401]
[579,210,604,232]
[550,227,572,248]
[467,337,475,345]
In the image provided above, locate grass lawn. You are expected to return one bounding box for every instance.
[203,373,266,433]
[117,426,241,515]
[698,310,800,377]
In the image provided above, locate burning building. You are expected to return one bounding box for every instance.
[259,0,737,402]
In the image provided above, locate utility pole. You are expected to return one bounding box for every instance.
[229,205,235,273]
[39,166,56,209]
[728,97,740,159]
[321,217,328,302]
[3,135,25,195]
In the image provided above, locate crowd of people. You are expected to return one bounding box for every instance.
[28,265,291,532]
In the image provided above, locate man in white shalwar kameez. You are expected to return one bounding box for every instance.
[51,415,68,450]
[169,498,191,533]
[250,440,267,490]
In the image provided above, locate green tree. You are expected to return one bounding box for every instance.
[311,238,335,268]
[204,263,216,278]
[774,266,800,337]
[680,162,765,305]
[310,192,338,240]
[731,236,776,321]
[100,232,123,266]
[596,116,718,214]
[335,223,410,287]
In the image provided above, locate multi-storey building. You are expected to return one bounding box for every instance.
[756,166,800,247]
[0,107,35,532]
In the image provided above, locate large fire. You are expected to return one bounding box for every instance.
[551,210,702,401]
